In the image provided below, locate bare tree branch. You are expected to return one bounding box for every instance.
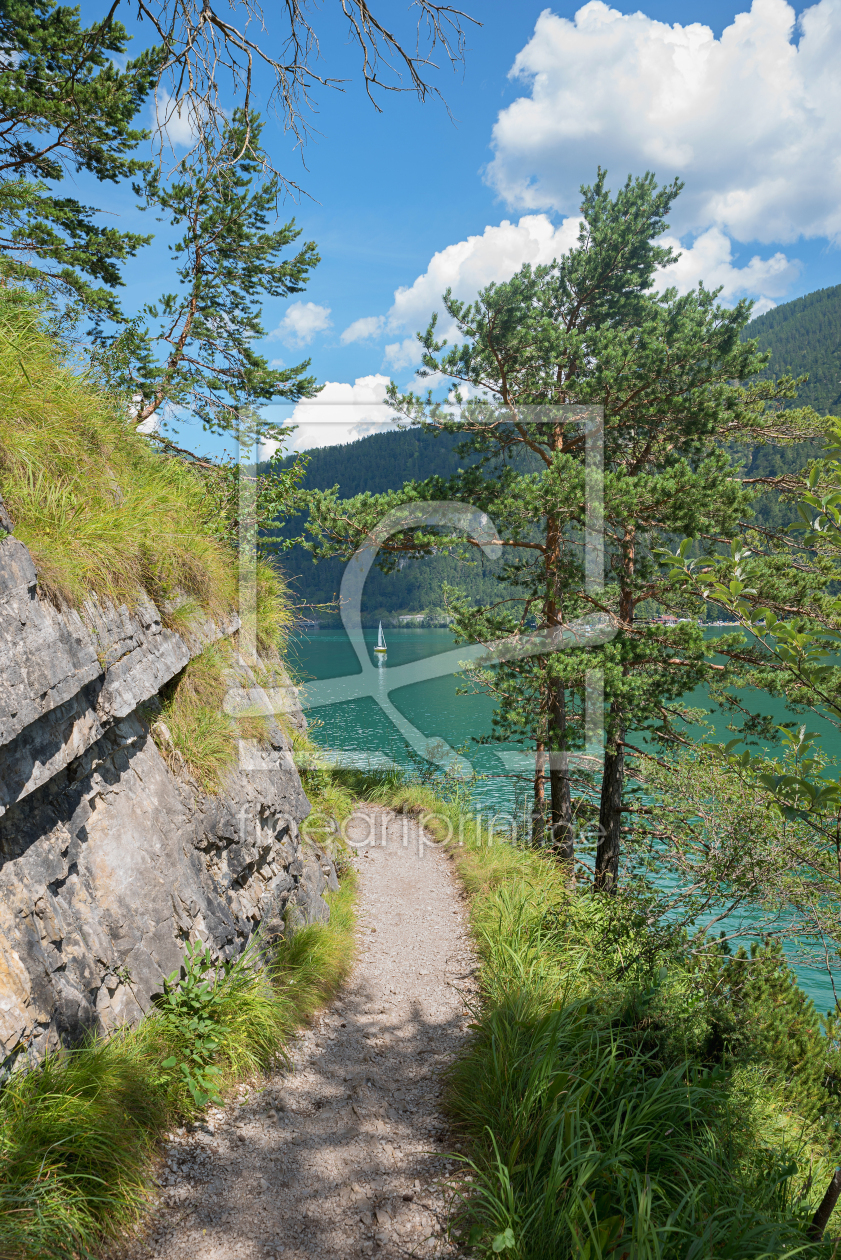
[130,0,479,181]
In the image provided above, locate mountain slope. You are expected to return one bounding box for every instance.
[747,283,841,414]
[279,427,466,498]
[275,429,505,622]
[737,285,841,530]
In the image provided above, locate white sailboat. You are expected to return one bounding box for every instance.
[374,621,387,656]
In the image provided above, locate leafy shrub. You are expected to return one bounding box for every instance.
[156,941,229,1107]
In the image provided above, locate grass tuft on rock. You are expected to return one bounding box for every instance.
[0,298,238,616]
[153,644,242,793]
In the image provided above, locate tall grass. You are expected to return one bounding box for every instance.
[0,1034,168,1260]
[351,774,841,1259]
[154,644,242,793]
[256,557,295,658]
[0,297,238,615]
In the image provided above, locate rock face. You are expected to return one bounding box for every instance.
[0,536,336,1070]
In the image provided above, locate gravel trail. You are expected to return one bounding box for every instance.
[125,806,476,1260]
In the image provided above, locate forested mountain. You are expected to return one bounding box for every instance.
[279,427,466,499]
[749,282,841,414]
[274,429,506,622]
[738,283,841,530]
[276,285,841,619]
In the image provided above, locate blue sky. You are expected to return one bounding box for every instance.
[77,0,841,458]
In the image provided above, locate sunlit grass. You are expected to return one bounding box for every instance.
[348,771,840,1259]
[0,306,236,614]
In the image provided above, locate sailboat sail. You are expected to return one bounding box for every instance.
[374,621,387,653]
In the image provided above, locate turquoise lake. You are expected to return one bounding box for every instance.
[289,625,841,1012]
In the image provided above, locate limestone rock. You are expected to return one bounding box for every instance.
[0,536,241,815]
[0,536,335,1074]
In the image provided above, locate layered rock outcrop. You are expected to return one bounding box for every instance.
[0,536,335,1071]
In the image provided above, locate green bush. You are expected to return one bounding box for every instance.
[156,940,230,1106]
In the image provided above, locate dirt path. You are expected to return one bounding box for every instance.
[127,806,477,1260]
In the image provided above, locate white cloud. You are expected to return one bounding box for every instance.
[342,212,795,371]
[657,226,800,305]
[383,337,425,371]
[333,215,582,361]
[487,0,841,244]
[153,90,199,148]
[260,375,396,458]
[269,301,332,348]
[750,297,778,317]
[386,214,582,337]
[341,315,385,344]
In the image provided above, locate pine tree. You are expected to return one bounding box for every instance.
[0,0,160,319]
[108,110,319,446]
[300,171,819,888]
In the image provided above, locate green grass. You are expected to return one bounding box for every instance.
[0,761,358,1260]
[0,1034,168,1260]
[152,598,298,795]
[152,644,238,793]
[349,773,841,1260]
[151,640,278,795]
[0,293,298,662]
[0,297,237,615]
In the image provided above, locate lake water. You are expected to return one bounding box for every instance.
[290,625,841,1012]
[289,626,523,813]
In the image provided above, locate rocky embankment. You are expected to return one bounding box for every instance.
[0,535,336,1072]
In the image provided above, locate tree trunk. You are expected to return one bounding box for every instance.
[595,713,624,892]
[548,683,574,866]
[532,741,546,845]
[544,496,574,871]
[809,1168,841,1241]
[594,529,635,893]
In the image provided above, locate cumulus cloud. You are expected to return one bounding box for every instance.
[386,214,582,338]
[341,315,385,344]
[334,216,582,365]
[269,301,332,347]
[153,90,201,148]
[750,297,779,317]
[351,213,794,361]
[260,375,396,458]
[487,0,841,243]
[383,337,425,371]
[657,227,800,307]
